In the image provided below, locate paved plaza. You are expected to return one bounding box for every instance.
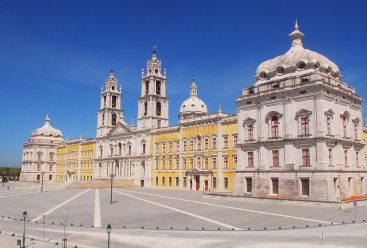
[1,182,367,247]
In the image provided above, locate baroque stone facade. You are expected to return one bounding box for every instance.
[233,22,367,201]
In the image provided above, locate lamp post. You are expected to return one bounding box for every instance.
[22,211,27,248]
[41,171,45,193]
[107,224,111,248]
[2,171,6,187]
[354,202,358,222]
[110,173,115,204]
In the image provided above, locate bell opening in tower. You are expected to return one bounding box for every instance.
[144,102,147,116]
[112,113,117,125]
[156,102,161,116]
[145,81,149,95]
[156,81,161,95]
[112,96,116,108]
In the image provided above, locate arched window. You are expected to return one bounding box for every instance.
[156,81,161,95]
[49,153,54,161]
[144,102,147,116]
[343,116,347,137]
[145,81,149,95]
[156,102,161,116]
[271,116,278,138]
[112,114,116,125]
[37,152,43,161]
[112,96,116,108]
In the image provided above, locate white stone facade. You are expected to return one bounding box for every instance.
[20,115,64,182]
[233,22,367,201]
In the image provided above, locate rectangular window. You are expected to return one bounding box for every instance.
[302,149,310,166]
[301,179,309,196]
[169,160,172,170]
[327,117,331,135]
[223,157,228,169]
[344,150,348,166]
[169,142,172,153]
[204,157,209,170]
[169,177,172,187]
[175,177,179,187]
[343,116,347,137]
[271,116,279,137]
[183,158,187,170]
[190,140,194,151]
[183,140,187,152]
[49,165,53,171]
[183,177,187,188]
[190,158,193,169]
[49,175,52,180]
[272,178,279,195]
[37,165,41,171]
[175,159,179,170]
[162,143,166,153]
[233,156,237,168]
[212,157,217,169]
[176,141,179,152]
[354,124,358,139]
[329,149,332,166]
[213,177,217,189]
[156,160,159,170]
[204,138,209,150]
[155,176,158,186]
[224,177,229,190]
[197,139,201,150]
[143,144,146,154]
[37,175,41,181]
[246,178,252,193]
[224,137,228,148]
[301,118,309,135]
[248,152,254,167]
[234,136,238,146]
[162,159,166,170]
[162,177,165,186]
[272,150,279,166]
[356,152,359,166]
[157,120,161,128]
[197,157,201,169]
[212,137,217,149]
[248,125,253,140]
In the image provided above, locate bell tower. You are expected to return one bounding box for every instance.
[96,68,124,137]
[137,47,169,130]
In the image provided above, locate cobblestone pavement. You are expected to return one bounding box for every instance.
[1,182,367,247]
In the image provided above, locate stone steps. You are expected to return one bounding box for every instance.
[65,179,138,189]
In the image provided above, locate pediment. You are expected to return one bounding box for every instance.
[108,122,132,136]
[324,109,335,116]
[243,117,256,125]
[295,109,312,118]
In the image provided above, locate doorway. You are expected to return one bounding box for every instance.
[205,180,208,191]
[196,176,200,191]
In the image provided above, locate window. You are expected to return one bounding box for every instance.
[301,179,309,196]
[37,175,41,181]
[271,116,278,137]
[145,81,149,95]
[272,178,279,194]
[162,143,166,153]
[156,81,161,95]
[119,143,122,155]
[197,139,201,150]
[142,144,146,154]
[156,143,159,153]
[183,177,187,188]
[343,116,347,137]
[212,157,217,169]
[155,160,159,170]
[112,113,116,125]
[101,149,103,157]
[156,102,161,116]
[169,177,172,187]
[156,177,159,186]
[224,137,228,148]
[204,138,209,150]
[234,136,237,146]
[224,177,229,189]
[175,159,179,170]
[162,159,166,170]
[169,160,172,170]
[144,102,147,116]
[162,177,165,186]
[37,165,41,171]
[213,177,217,189]
[183,158,187,170]
[272,150,279,166]
[169,142,172,153]
[356,152,359,166]
[204,158,209,170]
[354,124,358,140]
[246,178,252,193]
[190,140,194,151]
[233,156,237,168]
[111,147,113,156]
[344,150,348,166]
[49,175,52,181]
[327,117,331,135]
[38,152,42,161]
[103,96,106,107]
[302,149,310,166]
[248,125,253,140]
[223,157,228,169]
[112,96,116,108]
[301,118,309,135]
[248,152,254,167]
[49,153,54,161]
[176,141,179,152]
[329,149,332,166]
[212,137,217,149]
[175,177,179,187]
[190,158,193,169]
[197,157,201,169]
[157,120,161,128]
[183,140,187,152]
[49,165,53,171]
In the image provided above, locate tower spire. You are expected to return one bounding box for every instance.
[190,76,197,98]
[287,19,305,53]
[295,18,298,30]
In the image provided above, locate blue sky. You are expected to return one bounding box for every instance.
[1,0,366,167]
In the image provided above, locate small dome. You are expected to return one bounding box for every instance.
[255,20,340,84]
[31,115,63,138]
[179,77,208,118]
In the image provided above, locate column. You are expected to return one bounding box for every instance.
[217,121,223,191]
[315,93,324,137]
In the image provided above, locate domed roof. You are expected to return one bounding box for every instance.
[179,77,208,115]
[255,21,341,84]
[31,115,63,138]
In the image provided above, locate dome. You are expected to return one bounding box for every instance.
[255,21,341,84]
[31,115,63,138]
[179,77,208,118]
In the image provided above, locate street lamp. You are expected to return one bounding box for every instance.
[107,224,111,248]
[41,171,46,193]
[354,202,358,222]
[22,211,27,248]
[110,173,115,204]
